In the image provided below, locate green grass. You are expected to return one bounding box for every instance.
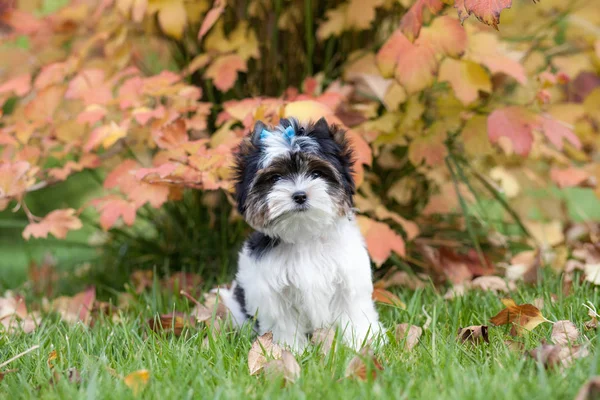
[1,273,599,399]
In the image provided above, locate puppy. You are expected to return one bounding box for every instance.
[220,117,383,351]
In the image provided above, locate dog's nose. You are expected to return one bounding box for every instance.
[292,191,307,204]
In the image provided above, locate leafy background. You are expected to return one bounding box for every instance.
[0,0,599,296]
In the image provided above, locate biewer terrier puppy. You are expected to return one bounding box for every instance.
[220,117,383,351]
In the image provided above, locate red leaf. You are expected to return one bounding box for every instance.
[399,0,443,40]
[357,216,405,266]
[198,0,225,40]
[550,167,589,188]
[152,119,189,149]
[205,54,247,92]
[487,107,536,156]
[24,85,65,122]
[377,30,437,93]
[419,16,467,58]
[23,209,83,240]
[538,115,581,150]
[0,73,31,96]
[91,195,137,230]
[462,0,512,29]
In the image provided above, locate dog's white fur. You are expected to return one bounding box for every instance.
[221,215,382,351]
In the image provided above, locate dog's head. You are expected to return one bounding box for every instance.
[234,117,355,242]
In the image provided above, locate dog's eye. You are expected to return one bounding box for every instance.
[310,171,322,179]
[270,174,282,183]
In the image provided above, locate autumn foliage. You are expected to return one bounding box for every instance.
[0,0,599,275]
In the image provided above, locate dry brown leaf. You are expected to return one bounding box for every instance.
[575,377,600,400]
[372,288,406,308]
[130,270,154,294]
[504,340,525,352]
[470,276,513,294]
[584,304,599,330]
[248,332,283,375]
[28,253,58,297]
[374,270,427,290]
[310,328,335,356]
[264,350,301,383]
[490,298,548,335]
[160,272,203,297]
[529,343,589,369]
[124,369,150,396]
[551,320,580,346]
[394,323,422,351]
[51,287,96,325]
[147,312,195,336]
[345,347,383,381]
[457,326,489,344]
[0,292,40,334]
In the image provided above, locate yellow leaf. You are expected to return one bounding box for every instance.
[317,4,347,40]
[438,58,491,105]
[102,122,128,149]
[462,115,493,156]
[383,82,407,110]
[158,1,186,39]
[283,100,335,122]
[124,369,150,396]
[525,220,564,247]
[489,167,520,198]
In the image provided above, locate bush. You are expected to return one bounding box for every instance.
[0,0,598,280]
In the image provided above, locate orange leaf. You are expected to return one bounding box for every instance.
[357,216,405,266]
[487,107,536,156]
[419,16,467,58]
[152,118,189,149]
[0,73,31,96]
[372,288,406,308]
[377,30,437,93]
[550,167,589,188]
[124,370,150,396]
[198,0,225,40]
[205,54,247,92]
[490,298,547,335]
[24,85,65,123]
[91,195,137,230]
[399,0,443,40]
[462,0,512,29]
[23,209,82,240]
[51,286,96,325]
[408,124,448,167]
[345,347,384,381]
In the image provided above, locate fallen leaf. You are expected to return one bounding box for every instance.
[248,332,283,375]
[575,377,600,400]
[130,270,154,294]
[551,320,579,346]
[147,313,195,336]
[504,340,525,352]
[374,270,427,290]
[310,328,335,356]
[529,343,589,369]
[263,350,301,383]
[47,350,58,368]
[489,298,547,335]
[345,346,383,381]
[124,369,150,396]
[51,287,96,325]
[395,323,422,350]
[457,325,489,344]
[470,276,513,294]
[372,288,406,308]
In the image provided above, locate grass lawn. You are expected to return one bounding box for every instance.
[1,272,598,400]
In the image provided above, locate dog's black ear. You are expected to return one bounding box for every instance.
[308,117,330,140]
[250,120,266,147]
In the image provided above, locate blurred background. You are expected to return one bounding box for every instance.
[0,0,599,298]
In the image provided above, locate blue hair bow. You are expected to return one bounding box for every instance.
[260,125,295,143]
